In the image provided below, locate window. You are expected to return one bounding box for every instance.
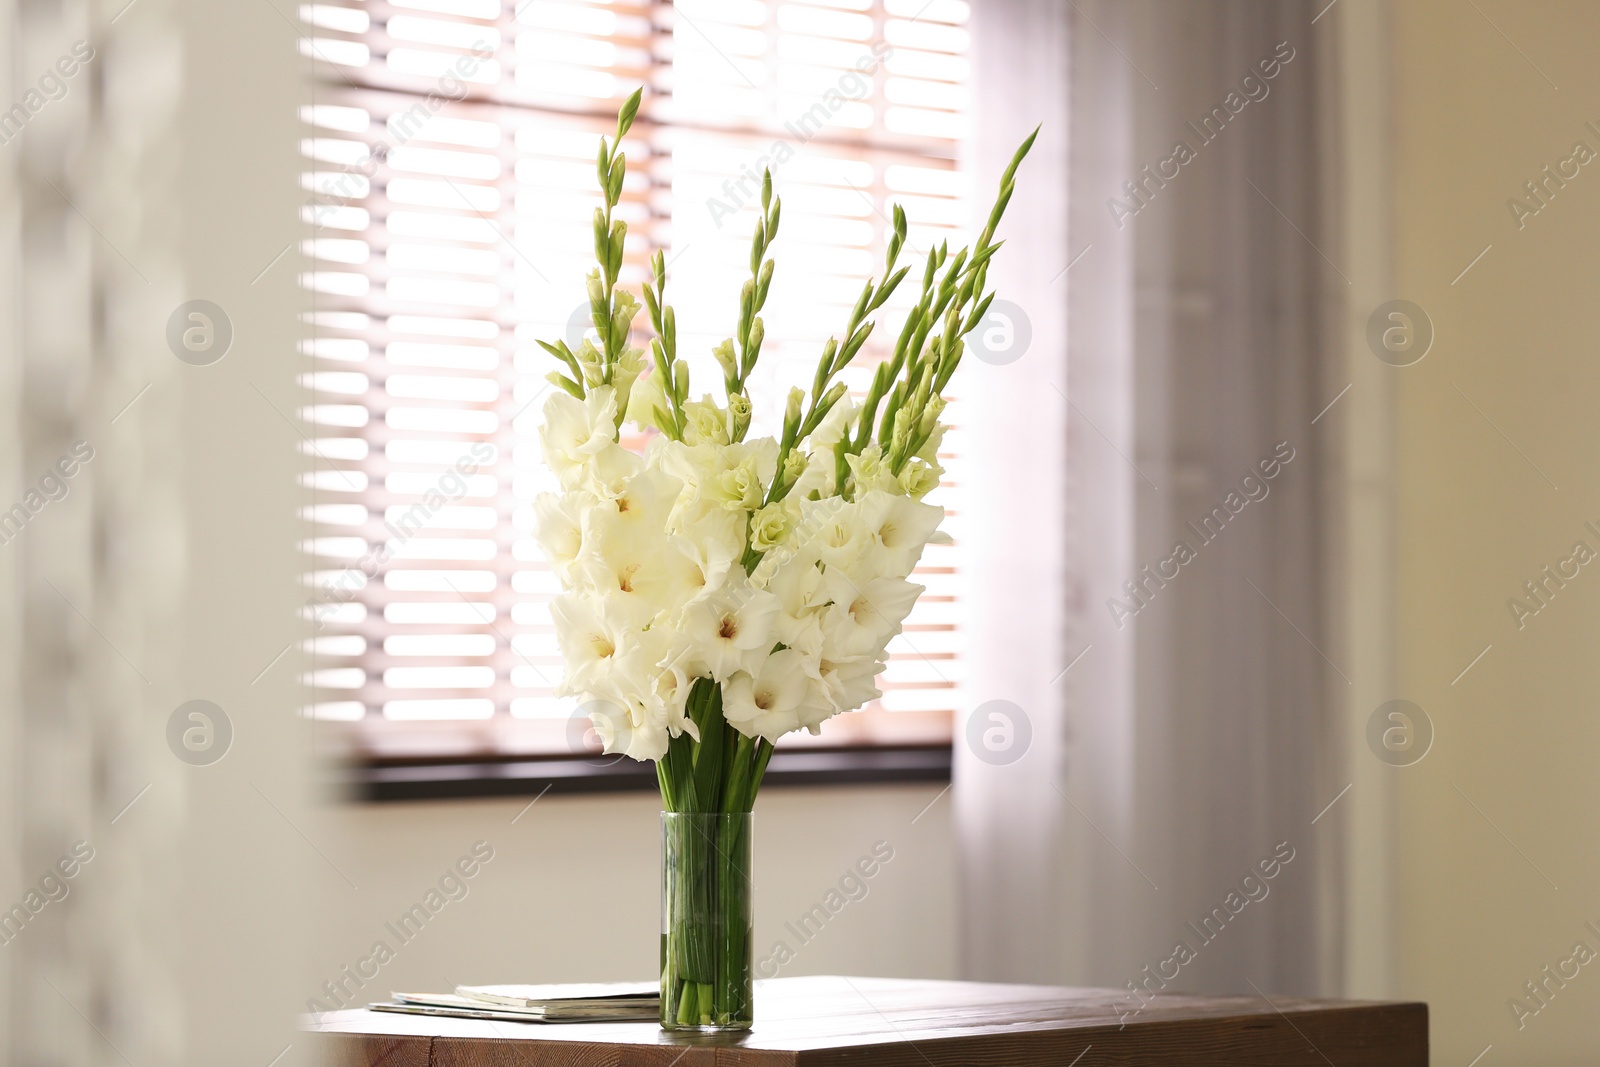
[299,0,973,771]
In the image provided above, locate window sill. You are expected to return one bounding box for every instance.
[340,744,953,803]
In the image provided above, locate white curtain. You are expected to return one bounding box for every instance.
[0,2,312,1063]
[960,0,1349,998]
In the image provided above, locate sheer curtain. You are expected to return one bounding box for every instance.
[961,0,1353,998]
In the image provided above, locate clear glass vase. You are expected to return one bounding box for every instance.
[660,812,753,1031]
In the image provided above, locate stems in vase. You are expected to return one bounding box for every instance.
[661,808,752,1030]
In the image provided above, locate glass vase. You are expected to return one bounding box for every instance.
[660,811,753,1031]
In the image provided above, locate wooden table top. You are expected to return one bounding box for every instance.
[309,975,1428,1066]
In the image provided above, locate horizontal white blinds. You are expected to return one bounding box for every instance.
[300,0,971,756]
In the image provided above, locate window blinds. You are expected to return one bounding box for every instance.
[299,0,971,758]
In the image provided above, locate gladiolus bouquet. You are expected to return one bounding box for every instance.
[537,87,1034,809]
[534,88,1033,1028]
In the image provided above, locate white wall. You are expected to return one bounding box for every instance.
[312,783,955,1004]
[1388,3,1600,1065]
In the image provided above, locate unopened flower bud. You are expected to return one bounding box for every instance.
[728,391,753,439]
[574,339,605,386]
[750,502,792,552]
[712,338,738,381]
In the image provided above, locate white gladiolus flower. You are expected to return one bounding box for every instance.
[681,589,782,681]
[612,626,699,745]
[815,657,883,726]
[810,395,857,452]
[533,492,587,582]
[587,694,671,762]
[804,498,872,574]
[857,490,945,579]
[583,467,681,556]
[550,595,633,698]
[767,554,827,617]
[576,539,703,630]
[578,442,644,499]
[539,387,618,489]
[673,534,737,607]
[818,570,922,661]
[722,649,812,742]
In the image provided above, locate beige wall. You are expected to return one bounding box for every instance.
[1391,2,1600,1064]
[315,784,956,1005]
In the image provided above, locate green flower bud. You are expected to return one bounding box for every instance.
[750,501,792,552]
[784,387,803,433]
[573,340,606,387]
[728,391,753,439]
[782,450,807,485]
[712,338,738,381]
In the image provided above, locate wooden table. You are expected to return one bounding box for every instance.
[309,975,1428,1066]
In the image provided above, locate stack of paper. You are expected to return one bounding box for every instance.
[368,982,659,1024]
